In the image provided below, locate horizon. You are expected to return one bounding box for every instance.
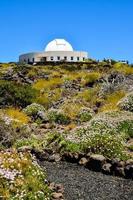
[0,0,133,63]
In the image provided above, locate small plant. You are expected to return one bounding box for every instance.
[14,134,45,150]
[23,103,48,123]
[48,109,70,125]
[23,103,45,117]
[77,107,94,122]
[46,132,82,153]
[60,140,81,153]
[117,120,133,138]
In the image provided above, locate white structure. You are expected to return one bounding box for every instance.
[19,39,88,63]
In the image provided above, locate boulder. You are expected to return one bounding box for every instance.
[62,152,79,163]
[79,157,88,166]
[102,163,112,175]
[52,192,63,199]
[37,111,49,122]
[48,154,61,162]
[31,149,50,161]
[55,184,64,193]
[126,159,133,165]
[87,154,106,172]
[110,158,121,171]
[115,167,125,177]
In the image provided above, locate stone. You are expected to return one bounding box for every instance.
[49,182,56,190]
[72,152,79,161]
[124,165,133,179]
[79,157,88,166]
[110,158,121,171]
[102,163,112,175]
[87,154,106,172]
[55,184,64,193]
[126,159,133,165]
[115,167,125,177]
[40,123,53,129]
[31,149,49,161]
[37,111,48,122]
[49,154,61,162]
[64,152,79,163]
[52,192,63,199]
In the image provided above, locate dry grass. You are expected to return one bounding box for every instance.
[32,78,63,91]
[35,88,62,108]
[81,72,101,86]
[61,99,83,119]
[114,63,133,75]
[99,90,126,112]
[5,108,30,125]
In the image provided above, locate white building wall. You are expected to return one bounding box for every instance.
[19,51,88,63]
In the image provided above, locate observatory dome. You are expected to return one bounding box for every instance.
[45,39,73,52]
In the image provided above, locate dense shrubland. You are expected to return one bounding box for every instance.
[0,60,133,196]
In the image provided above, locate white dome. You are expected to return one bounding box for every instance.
[45,39,73,52]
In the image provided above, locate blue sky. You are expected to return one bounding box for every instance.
[0,0,133,63]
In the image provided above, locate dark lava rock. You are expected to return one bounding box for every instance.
[110,158,121,172]
[41,161,133,200]
[124,165,133,179]
[62,152,79,163]
[115,167,125,177]
[87,154,106,172]
[31,149,50,161]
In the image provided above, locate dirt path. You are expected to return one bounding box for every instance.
[41,161,133,200]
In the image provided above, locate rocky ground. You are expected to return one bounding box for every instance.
[41,161,133,200]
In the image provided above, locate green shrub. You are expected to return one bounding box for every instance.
[23,103,45,117]
[117,120,133,138]
[14,134,45,150]
[48,110,70,125]
[59,140,81,152]
[0,81,37,108]
[46,132,82,153]
[83,133,127,159]
[77,107,94,122]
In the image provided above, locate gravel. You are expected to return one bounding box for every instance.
[41,161,133,200]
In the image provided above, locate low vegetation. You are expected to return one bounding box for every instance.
[0,59,133,197]
[0,150,51,199]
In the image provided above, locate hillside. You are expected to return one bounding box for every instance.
[0,59,133,199]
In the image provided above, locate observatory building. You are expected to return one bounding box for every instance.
[19,39,88,63]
